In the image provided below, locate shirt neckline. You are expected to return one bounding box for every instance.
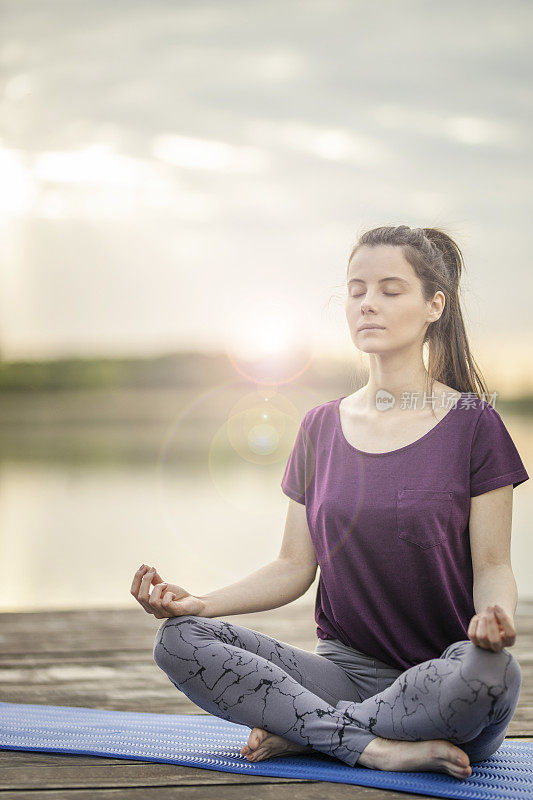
[335,392,465,457]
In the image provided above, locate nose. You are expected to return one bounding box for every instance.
[361,299,377,314]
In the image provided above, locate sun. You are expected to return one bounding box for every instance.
[224,298,300,362]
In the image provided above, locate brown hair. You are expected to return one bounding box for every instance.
[346,225,490,403]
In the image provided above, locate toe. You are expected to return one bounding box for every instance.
[249,729,260,746]
[253,728,268,747]
[246,731,257,750]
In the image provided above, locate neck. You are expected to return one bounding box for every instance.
[358,354,436,412]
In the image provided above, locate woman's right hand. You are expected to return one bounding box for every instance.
[130,564,206,619]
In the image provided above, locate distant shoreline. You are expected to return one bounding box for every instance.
[0,354,531,411]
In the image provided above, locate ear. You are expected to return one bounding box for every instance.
[428,290,445,322]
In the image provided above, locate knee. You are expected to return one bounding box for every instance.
[152,614,207,669]
[448,640,522,695]
[469,642,521,688]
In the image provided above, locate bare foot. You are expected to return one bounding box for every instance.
[240,726,314,762]
[358,736,473,780]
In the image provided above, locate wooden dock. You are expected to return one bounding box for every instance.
[1,601,531,799]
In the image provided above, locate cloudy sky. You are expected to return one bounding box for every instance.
[1,0,532,392]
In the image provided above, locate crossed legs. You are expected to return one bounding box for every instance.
[335,638,522,764]
[152,615,522,769]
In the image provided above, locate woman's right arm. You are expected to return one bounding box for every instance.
[199,498,318,617]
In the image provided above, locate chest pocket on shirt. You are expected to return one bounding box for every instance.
[396,489,454,550]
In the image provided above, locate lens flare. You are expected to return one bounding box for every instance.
[222,290,315,386]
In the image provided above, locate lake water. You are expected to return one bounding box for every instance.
[0,408,531,613]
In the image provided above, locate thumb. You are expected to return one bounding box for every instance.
[167,600,188,616]
[162,592,190,616]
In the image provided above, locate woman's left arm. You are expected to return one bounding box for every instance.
[468,484,518,651]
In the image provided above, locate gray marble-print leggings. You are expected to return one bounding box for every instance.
[152,615,522,768]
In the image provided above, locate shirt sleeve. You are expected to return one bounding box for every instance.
[281,414,310,505]
[470,403,529,497]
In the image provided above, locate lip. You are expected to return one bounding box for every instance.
[358,324,385,332]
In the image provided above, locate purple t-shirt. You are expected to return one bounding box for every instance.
[281,392,529,671]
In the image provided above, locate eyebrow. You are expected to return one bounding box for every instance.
[347,276,409,286]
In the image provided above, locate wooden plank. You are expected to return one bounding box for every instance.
[7,748,504,800]
[0,752,308,788]
[0,605,319,655]
[0,779,464,800]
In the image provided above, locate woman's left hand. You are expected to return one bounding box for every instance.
[467,605,516,651]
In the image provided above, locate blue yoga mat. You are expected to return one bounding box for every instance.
[1,702,531,800]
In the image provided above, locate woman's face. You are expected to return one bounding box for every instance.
[345,244,443,353]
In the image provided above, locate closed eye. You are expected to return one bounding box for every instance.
[350,292,399,298]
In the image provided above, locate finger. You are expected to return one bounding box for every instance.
[148,582,168,612]
[478,615,491,646]
[491,605,516,647]
[478,613,499,651]
[493,606,515,636]
[161,591,178,608]
[145,575,169,619]
[130,564,151,599]
[155,589,178,619]
[157,585,170,605]
[163,594,186,616]
[485,609,503,651]
[493,607,516,646]
[137,567,157,612]
[467,614,479,640]
[139,567,156,593]
[147,567,164,591]
[473,615,490,648]
[130,564,149,591]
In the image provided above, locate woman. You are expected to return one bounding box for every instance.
[131,225,528,780]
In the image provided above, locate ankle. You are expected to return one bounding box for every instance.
[358,736,383,767]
